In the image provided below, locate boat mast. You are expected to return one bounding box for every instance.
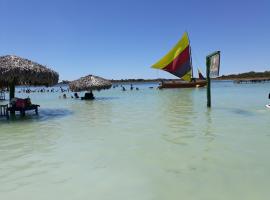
[187,32,194,79]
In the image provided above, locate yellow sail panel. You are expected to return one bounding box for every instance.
[152,32,189,69]
[181,70,192,82]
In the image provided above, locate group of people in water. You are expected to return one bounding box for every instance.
[113,84,139,91]
[61,92,94,100]
[60,84,142,100]
[1,83,155,101]
[17,87,69,94]
[1,85,270,105]
[11,86,94,100]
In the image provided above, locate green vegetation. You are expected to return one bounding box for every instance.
[111,78,177,83]
[218,71,270,80]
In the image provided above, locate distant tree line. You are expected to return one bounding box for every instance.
[111,78,177,83]
[217,71,270,79]
[57,71,270,84]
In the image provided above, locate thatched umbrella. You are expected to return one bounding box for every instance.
[69,75,112,99]
[0,55,59,100]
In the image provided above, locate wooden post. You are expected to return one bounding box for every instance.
[206,51,220,108]
[9,80,16,116]
[9,80,15,101]
[206,57,211,108]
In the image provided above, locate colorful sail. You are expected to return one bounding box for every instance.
[152,32,192,81]
[198,68,206,80]
[182,70,192,81]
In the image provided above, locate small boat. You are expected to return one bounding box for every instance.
[152,32,206,89]
[158,79,207,89]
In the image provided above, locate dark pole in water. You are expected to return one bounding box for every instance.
[206,51,220,108]
[206,57,211,108]
[9,80,15,101]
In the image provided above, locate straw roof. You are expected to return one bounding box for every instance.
[69,75,112,92]
[0,55,59,86]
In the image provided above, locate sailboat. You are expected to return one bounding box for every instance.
[151,32,207,89]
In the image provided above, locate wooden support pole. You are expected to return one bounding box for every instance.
[9,80,15,101]
[206,57,211,108]
[206,51,220,108]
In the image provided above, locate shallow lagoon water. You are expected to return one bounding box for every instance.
[0,81,270,200]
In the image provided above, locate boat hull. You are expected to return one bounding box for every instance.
[158,80,207,89]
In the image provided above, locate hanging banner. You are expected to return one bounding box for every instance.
[208,51,220,78]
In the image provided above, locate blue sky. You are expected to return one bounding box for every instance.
[0,0,269,81]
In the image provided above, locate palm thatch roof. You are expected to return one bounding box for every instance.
[0,55,59,86]
[69,75,112,92]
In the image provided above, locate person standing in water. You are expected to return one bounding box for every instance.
[74,93,79,99]
[265,93,270,107]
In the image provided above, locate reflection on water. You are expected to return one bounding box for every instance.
[39,108,73,119]
[0,82,270,200]
[0,109,73,123]
[216,107,255,117]
[230,108,254,116]
[159,89,195,145]
[95,96,120,101]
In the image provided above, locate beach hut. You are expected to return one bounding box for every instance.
[0,55,59,116]
[69,75,112,100]
[0,55,59,100]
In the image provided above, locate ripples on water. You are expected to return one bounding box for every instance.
[0,81,270,200]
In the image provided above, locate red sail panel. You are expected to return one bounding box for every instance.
[163,45,191,79]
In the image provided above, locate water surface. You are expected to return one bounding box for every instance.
[0,81,270,200]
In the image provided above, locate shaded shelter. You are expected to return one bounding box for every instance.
[69,75,112,99]
[0,55,59,100]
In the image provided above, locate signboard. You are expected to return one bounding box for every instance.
[206,51,221,108]
[208,51,220,78]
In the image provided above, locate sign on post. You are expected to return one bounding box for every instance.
[209,52,220,78]
[206,51,220,108]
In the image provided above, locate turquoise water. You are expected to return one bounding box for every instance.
[0,81,270,200]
